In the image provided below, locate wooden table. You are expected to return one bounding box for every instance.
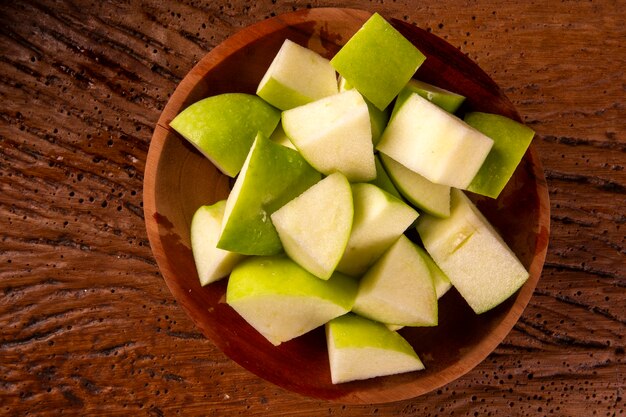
[1,1,624,415]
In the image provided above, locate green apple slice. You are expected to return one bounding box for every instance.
[269,122,296,150]
[413,244,452,299]
[326,313,424,384]
[379,153,450,217]
[282,89,376,182]
[352,235,437,327]
[218,133,321,255]
[170,93,280,177]
[368,155,402,200]
[336,183,418,277]
[404,79,466,113]
[227,255,358,346]
[416,188,529,314]
[377,90,494,189]
[191,200,246,285]
[271,172,353,280]
[330,13,426,110]
[465,112,535,198]
[338,76,390,145]
[257,39,339,110]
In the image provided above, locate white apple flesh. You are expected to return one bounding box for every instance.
[271,172,353,280]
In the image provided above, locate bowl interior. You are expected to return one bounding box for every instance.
[143,8,550,404]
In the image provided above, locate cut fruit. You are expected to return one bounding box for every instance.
[380,153,451,218]
[269,123,296,150]
[191,201,246,285]
[257,39,339,110]
[465,112,535,198]
[330,13,426,110]
[227,255,358,346]
[170,93,280,177]
[338,76,390,145]
[336,183,418,277]
[282,89,376,182]
[352,235,437,327]
[368,155,403,200]
[377,90,494,189]
[404,79,465,113]
[326,313,424,384]
[271,172,353,280]
[413,245,452,299]
[218,133,321,255]
[416,188,529,314]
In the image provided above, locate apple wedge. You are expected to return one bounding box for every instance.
[379,153,451,218]
[336,183,418,277]
[330,13,426,110]
[404,79,465,113]
[271,172,353,280]
[464,112,535,198]
[338,76,390,145]
[191,200,246,285]
[352,235,438,327]
[282,89,376,182]
[326,313,424,384]
[368,155,402,200]
[217,133,321,255]
[169,93,280,177]
[227,255,358,346]
[413,244,452,299]
[416,188,529,314]
[257,39,339,110]
[377,90,494,189]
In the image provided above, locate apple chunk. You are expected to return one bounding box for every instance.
[170,93,280,177]
[326,313,424,384]
[353,235,438,327]
[336,183,418,277]
[464,112,535,198]
[282,89,376,182]
[218,133,321,255]
[330,13,426,110]
[416,188,529,314]
[377,90,494,189]
[379,153,451,218]
[191,200,246,285]
[227,255,358,346]
[404,79,465,113]
[271,172,353,280]
[257,39,339,110]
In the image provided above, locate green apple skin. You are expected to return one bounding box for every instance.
[413,244,452,299]
[227,255,358,346]
[338,76,390,145]
[404,79,466,113]
[465,112,535,198]
[352,235,438,327]
[326,313,424,384]
[257,39,339,110]
[330,13,426,111]
[282,89,376,182]
[379,153,451,218]
[271,172,353,280]
[377,90,494,189]
[336,183,417,277]
[217,133,321,255]
[416,189,529,314]
[191,201,246,285]
[368,155,403,200]
[170,93,280,177]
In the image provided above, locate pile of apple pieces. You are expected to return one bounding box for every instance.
[171,13,535,385]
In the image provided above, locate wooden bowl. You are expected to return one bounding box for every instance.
[143,8,550,404]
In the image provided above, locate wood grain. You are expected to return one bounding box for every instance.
[1,0,624,415]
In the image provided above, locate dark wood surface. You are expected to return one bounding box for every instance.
[1,0,623,415]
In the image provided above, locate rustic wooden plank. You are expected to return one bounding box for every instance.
[1,0,624,415]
